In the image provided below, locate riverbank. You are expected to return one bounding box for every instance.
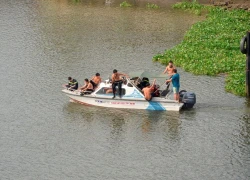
[134,0,250,9]
[210,0,250,10]
[152,1,250,96]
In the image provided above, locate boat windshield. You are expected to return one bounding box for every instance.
[129,71,167,88]
[129,71,166,82]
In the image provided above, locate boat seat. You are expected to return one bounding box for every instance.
[160,82,171,97]
[160,89,170,97]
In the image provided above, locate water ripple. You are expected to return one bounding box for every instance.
[0,0,249,180]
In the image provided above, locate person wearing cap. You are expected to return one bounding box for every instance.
[111,69,128,98]
[65,77,78,90]
[90,73,102,89]
[142,79,156,101]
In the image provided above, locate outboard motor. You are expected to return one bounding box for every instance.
[179,90,196,108]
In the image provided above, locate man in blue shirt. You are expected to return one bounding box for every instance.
[166,69,180,101]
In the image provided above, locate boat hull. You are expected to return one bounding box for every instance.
[62,89,183,111]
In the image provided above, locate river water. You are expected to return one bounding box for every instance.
[0,0,250,179]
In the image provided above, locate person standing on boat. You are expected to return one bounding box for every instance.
[163,60,176,76]
[90,73,102,89]
[65,77,78,91]
[111,69,128,98]
[142,79,156,101]
[166,69,180,101]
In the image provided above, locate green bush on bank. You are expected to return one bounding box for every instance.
[120,1,132,7]
[153,2,250,96]
[146,3,160,9]
[172,0,207,15]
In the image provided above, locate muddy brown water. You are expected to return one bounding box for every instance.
[0,0,249,179]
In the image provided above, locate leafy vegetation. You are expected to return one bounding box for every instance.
[71,0,81,3]
[172,0,207,15]
[153,2,250,96]
[120,1,132,7]
[146,3,160,9]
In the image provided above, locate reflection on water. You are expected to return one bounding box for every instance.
[0,0,249,179]
[63,102,182,140]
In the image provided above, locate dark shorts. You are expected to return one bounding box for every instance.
[112,80,123,89]
[83,89,93,94]
[113,80,123,84]
[90,80,97,88]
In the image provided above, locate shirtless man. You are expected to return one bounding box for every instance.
[90,73,102,89]
[80,78,94,94]
[111,69,128,98]
[105,88,113,94]
[142,79,156,101]
[163,60,176,76]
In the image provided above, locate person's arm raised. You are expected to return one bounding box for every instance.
[150,79,156,89]
[119,72,129,78]
[163,66,168,74]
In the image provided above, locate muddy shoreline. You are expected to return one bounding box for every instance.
[136,0,250,10]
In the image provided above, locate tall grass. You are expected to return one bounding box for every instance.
[153,2,250,96]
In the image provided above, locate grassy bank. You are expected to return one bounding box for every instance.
[153,1,250,96]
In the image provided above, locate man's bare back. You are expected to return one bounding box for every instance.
[142,79,156,101]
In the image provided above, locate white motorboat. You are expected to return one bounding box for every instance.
[62,72,196,111]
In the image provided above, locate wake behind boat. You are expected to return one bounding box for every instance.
[62,72,196,111]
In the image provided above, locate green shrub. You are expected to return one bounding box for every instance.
[172,0,206,15]
[153,4,250,96]
[120,1,132,7]
[146,3,160,9]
